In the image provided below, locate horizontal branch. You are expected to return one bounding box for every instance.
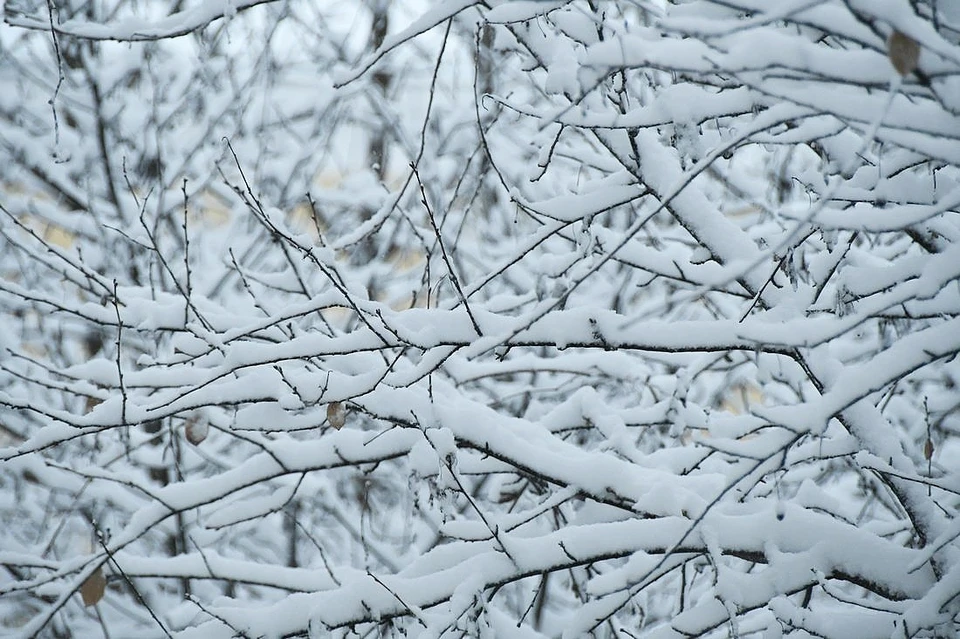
[5,0,278,41]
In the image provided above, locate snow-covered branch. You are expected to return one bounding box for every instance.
[1,1,959,637]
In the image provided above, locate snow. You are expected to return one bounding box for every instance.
[6,0,271,41]
[485,2,569,25]
[2,0,959,637]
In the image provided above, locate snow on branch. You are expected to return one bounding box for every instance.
[1,1,959,637]
[5,0,278,41]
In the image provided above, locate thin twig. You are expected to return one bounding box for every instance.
[411,162,483,336]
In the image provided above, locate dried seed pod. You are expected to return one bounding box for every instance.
[924,438,934,460]
[327,402,346,430]
[888,31,920,76]
[80,568,106,606]
[185,417,209,445]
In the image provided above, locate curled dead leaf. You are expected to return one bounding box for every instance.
[327,402,346,430]
[888,31,920,76]
[924,438,934,460]
[80,567,106,607]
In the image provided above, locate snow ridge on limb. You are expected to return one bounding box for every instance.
[5,0,278,41]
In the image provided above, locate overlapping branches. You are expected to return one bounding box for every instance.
[1,1,959,638]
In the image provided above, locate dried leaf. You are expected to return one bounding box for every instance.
[327,402,346,430]
[924,438,934,460]
[185,417,209,445]
[888,31,920,76]
[80,568,106,607]
[84,396,103,414]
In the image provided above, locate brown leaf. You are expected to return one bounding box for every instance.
[888,31,920,76]
[327,402,346,430]
[84,396,103,414]
[184,417,209,445]
[80,568,106,607]
[924,438,934,460]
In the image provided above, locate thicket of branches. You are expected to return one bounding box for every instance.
[1,1,959,637]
